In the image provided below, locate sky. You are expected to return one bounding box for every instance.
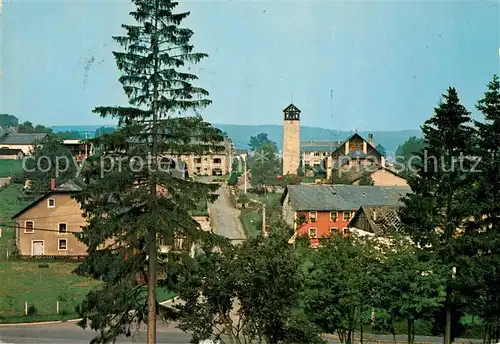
[0,0,499,131]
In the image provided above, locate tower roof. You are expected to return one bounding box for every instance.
[283,104,301,113]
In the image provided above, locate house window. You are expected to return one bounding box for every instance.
[329,211,338,221]
[213,158,222,164]
[309,228,317,238]
[309,211,317,221]
[25,221,34,233]
[343,211,352,221]
[194,158,202,164]
[330,228,338,235]
[58,239,67,250]
[343,228,349,235]
[48,198,55,208]
[58,223,67,234]
[314,152,320,156]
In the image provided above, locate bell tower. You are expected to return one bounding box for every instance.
[282,104,301,175]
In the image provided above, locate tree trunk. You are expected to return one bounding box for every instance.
[408,316,412,344]
[444,285,452,344]
[147,1,160,341]
[360,318,364,344]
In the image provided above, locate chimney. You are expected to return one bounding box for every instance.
[50,178,56,191]
[368,134,374,147]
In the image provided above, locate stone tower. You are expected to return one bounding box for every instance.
[282,104,301,175]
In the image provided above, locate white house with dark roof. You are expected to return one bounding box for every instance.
[0,131,48,154]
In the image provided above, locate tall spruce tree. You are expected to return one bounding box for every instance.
[460,75,500,342]
[73,1,223,343]
[399,87,475,344]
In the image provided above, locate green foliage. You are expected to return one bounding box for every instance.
[227,171,238,186]
[0,160,22,178]
[297,159,304,177]
[72,1,225,343]
[55,131,86,140]
[94,126,115,138]
[373,238,446,344]
[249,141,280,189]
[23,134,77,198]
[27,304,38,316]
[400,87,475,342]
[167,230,325,344]
[280,173,301,186]
[459,75,500,342]
[358,172,374,186]
[248,132,275,152]
[0,114,19,128]
[331,170,353,185]
[17,121,52,134]
[395,136,425,177]
[301,235,378,344]
[375,144,387,156]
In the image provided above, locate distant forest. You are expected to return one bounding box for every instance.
[0,114,115,139]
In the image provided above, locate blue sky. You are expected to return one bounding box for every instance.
[0,0,499,131]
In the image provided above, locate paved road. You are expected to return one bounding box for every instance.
[0,321,482,344]
[210,186,245,243]
[0,322,192,343]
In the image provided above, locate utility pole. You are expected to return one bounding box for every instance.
[244,157,247,194]
[262,203,267,237]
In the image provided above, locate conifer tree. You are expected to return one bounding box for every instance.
[460,75,500,342]
[73,1,223,343]
[399,88,475,344]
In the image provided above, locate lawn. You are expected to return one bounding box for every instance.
[0,261,99,321]
[240,207,262,238]
[0,261,177,323]
[0,160,22,178]
[0,184,30,258]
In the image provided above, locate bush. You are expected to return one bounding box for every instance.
[227,172,238,186]
[27,304,38,316]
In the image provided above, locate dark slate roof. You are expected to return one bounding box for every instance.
[0,133,47,145]
[282,184,411,211]
[0,148,23,155]
[301,140,341,153]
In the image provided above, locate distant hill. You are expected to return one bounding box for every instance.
[51,124,421,155]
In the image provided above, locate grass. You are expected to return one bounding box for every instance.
[240,208,262,238]
[0,184,177,323]
[300,176,317,184]
[0,160,22,178]
[0,261,99,320]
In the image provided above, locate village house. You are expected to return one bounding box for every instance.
[0,148,24,160]
[62,139,93,163]
[300,140,342,171]
[281,184,410,245]
[323,133,407,186]
[348,205,404,235]
[0,129,48,154]
[12,168,212,257]
[175,136,234,177]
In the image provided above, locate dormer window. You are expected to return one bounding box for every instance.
[48,198,55,208]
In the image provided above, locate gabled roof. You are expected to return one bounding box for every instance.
[11,180,84,219]
[350,166,406,184]
[283,104,301,113]
[281,184,411,211]
[0,133,48,145]
[331,133,384,157]
[348,205,404,234]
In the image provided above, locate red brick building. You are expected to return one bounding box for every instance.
[280,184,410,245]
